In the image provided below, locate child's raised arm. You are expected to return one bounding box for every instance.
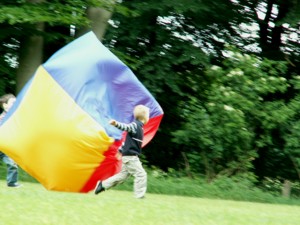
[109,119,137,134]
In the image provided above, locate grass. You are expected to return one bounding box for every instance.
[1,180,300,225]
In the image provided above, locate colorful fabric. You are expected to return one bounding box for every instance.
[0,32,163,193]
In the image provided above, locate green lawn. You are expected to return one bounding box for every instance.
[0,180,299,225]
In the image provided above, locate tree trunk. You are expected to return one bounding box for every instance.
[201,152,215,182]
[181,152,193,178]
[257,0,288,60]
[16,22,44,93]
[281,179,291,198]
[76,2,116,41]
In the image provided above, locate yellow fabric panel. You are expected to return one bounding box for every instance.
[0,66,114,192]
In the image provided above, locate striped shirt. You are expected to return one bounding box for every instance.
[114,120,144,156]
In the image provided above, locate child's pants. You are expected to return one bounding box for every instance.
[0,152,19,186]
[103,156,147,198]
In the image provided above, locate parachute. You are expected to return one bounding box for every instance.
[0,32,163,193]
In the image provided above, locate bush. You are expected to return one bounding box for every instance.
[2,164,300,205]
[260,177,300,198]
[113,168,300,205]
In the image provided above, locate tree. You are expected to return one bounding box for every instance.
[103,0,247,170]
[103,0,300,183]
[0,0,116,92]
[1,0,300,184]
[76,0,117,41]
[173,51,291,179]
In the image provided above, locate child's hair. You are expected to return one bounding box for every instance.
[133,105,150,123]
[0,93,15,108]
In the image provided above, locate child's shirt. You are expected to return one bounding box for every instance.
[114,119,144,156]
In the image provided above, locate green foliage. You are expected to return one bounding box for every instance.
[0,0,117,25]
[102,0,300,183]
[0,0,120,94]
[1,0,300,187]
[111,167,300,205]
[3,161,300,207]
[260,177,300,199]
[0,4,83,26]
[172,50,292,180]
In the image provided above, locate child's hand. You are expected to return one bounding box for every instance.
[115,152,122,160]
[109,119,117,126]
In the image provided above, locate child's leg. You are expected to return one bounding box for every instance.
[2,155,18,186]
[102,159,129,189]
[126,156,147,198]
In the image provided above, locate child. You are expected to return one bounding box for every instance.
[0,93,21,188]
[94,105,150,198]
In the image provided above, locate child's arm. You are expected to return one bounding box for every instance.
[109,119,137,134]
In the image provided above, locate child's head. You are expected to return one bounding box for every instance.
[133,105,150,124]
[0,93,16,112]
